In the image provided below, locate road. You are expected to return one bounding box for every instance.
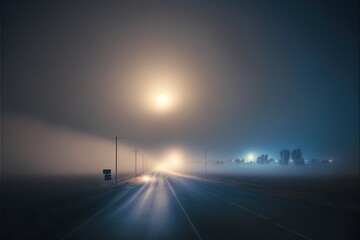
[63,171,359,240]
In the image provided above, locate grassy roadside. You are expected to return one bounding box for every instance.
[1,174,138,240]
[201,174,360,214]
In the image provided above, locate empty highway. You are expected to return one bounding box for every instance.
[63,171,359,240]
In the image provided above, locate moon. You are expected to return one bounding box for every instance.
[156,94,169,106]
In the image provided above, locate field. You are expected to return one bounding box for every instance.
[1,174,135,239]
[203,173,360,213]
[187,164,360,213]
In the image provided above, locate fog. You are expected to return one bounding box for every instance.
[3,112,357,177]
[2,113,161,176]
[2,0,358,175]
[185,163,355,178]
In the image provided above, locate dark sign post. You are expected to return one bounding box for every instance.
[103,169,112,192]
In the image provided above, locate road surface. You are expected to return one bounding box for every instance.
[63,171,358,240]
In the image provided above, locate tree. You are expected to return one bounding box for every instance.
[256,154,268,164]
[291,149,304,165]
[280,149,290,165]
[268,158,275,164]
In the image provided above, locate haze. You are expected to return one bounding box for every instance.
[2,0,359,176]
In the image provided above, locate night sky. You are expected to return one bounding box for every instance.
[2,0,359,174]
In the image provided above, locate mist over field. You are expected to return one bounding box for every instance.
[188,163,354,177]
[3,112,358,178]
[2,113,156,176]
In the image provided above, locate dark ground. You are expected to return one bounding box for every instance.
[203,173,360,213]
[1,172,359,239]
[1,173,135,239]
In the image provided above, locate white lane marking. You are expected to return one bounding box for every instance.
[62,182,140,240]
[164,174,203,240]
[202,189,312,240]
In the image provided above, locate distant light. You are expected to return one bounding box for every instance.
[170,157,180,167]
[141,175,152,182]
[247,154,255,161]
[164,149,182,169]
[156,94,169,106]
[156,165,165,171]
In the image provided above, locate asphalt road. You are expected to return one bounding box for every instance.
[63,171,359,240]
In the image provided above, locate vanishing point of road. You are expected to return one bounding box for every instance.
[63,171,358,240]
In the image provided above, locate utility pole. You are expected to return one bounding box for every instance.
[142,154,145,174]
[204,148,207,179]
[134,148,137,177]
[115,136,118,187]
[144,155,146,172]
[113,136,122,187]
[184,155,186,175]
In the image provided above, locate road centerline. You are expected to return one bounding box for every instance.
[164,174,203,240]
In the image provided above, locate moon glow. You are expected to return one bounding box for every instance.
[156,94,169,106]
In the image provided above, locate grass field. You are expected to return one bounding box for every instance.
[198,172,360,213]
[1,174,135,240]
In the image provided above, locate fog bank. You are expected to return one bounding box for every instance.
[2,113,151,176]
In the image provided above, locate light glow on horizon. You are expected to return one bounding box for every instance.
[247,153,255,162]
[141,175,152,182]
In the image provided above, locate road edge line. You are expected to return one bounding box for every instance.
[62,182,140,239]
[204,190,312,240]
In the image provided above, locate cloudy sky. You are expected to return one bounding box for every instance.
[2,0,359,175]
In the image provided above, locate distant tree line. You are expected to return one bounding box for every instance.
[213,148,334,166]
[256,154,275,164]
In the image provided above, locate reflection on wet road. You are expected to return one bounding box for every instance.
[65,171,197,240]
[65,171,359,240]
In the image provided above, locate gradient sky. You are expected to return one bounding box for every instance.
[2,0,359,173]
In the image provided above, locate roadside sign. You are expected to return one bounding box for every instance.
[103,169,111,175]
[104,174,111,181]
